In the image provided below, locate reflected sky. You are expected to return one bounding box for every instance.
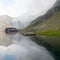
[0,34,55,60]
[3,54,15,60]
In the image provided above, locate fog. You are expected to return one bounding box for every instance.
[10,0,56,28]
[0,0,56,28]
[0,0,56,17]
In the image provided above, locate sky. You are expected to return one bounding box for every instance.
[0,0,56,18]
[0,0,56,28]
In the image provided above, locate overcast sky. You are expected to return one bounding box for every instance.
[0,0,56,28]
[0,0,56,17]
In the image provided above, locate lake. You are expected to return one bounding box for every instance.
[0,33,60,60]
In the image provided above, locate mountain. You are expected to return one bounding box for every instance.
[35,10,60,36]
[24,0,60,28]
[21,0,60,35]
[30,2,60,26]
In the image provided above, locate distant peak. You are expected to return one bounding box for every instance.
[0,15,13,19]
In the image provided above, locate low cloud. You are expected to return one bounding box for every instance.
[0,0,56,17]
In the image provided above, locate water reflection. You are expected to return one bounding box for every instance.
[0,33,55,60]
[7,33,55,60]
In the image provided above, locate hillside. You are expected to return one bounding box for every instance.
[24,0,60,29]
[35,9,60,36]
[22,6,60,36]
[21,5,60,52]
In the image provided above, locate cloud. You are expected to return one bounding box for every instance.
[0,0,56,17]
[0,0,56,27]
[3,0,56,29]
[27,0,56,16]
[0,0,27,17]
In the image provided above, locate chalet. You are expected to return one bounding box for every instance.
[5,28,18,34]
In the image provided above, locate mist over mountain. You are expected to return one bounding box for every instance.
[27,0,60,27]
[53,0,60,7]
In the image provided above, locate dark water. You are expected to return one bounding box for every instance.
[31,36,60,60]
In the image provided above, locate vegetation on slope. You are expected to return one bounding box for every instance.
[22,6,60,37]
[35,11,60,36]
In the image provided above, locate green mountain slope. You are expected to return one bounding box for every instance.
[35,11,60,36]
[22,6,60,37]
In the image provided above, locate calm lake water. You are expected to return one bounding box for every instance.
[31,35,60,60]
[0,33,60,60]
